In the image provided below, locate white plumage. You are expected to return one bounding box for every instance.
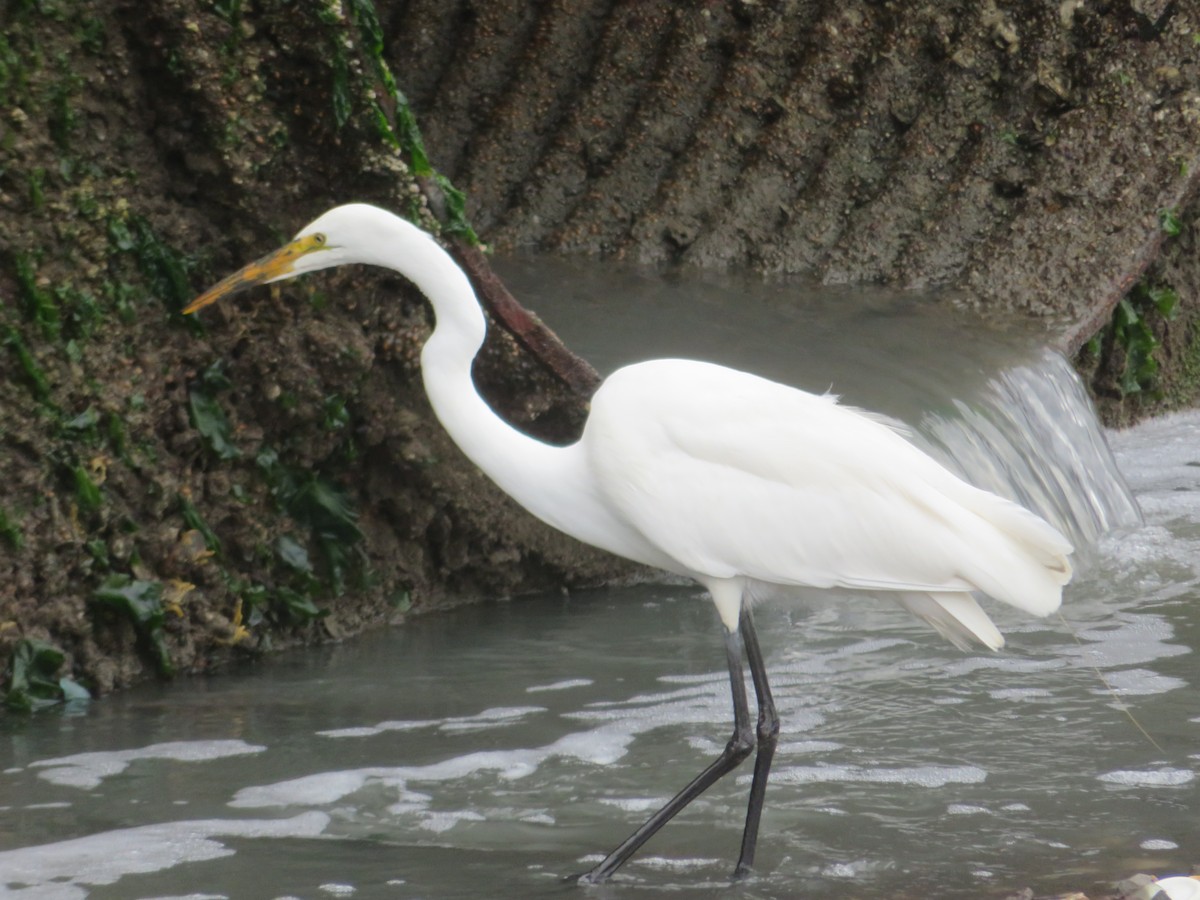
[583,360,1071,647]
[187,203,1074,882]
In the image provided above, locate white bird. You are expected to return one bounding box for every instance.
[186,203,1073,883]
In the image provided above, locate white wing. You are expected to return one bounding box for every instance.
[583,359,1072,627]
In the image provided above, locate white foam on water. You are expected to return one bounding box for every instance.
[927,610,1189,700]
[1141,838,1180,850]
[386,798,431,817]
[416,810,485,834]
[1107,411,1200,585]
[526,679,594,693]
[633,855,722,873]
[686,735,723,753]
[0,812,328,893]
[1111,410,1200,491]
[1095,667,1188,696]
[936,655,1067,679]
[772,764,987,788]
[580,683,718,711]
[988,688,1052,702]
[231,722,638,810]
[820,859,878,879]
[1064,617,1190,670]
[316,725,401,739]
[237,769,406,807]
[598,796,668,813]
[316,706,546,740]
[774,740,843,754]
[29,740,267,790]
[1097,768,1195,787]
[649,671,727,686]
[772,637,916,679]
[569,678,825,739]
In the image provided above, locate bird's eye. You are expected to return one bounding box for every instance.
[313,233,327,245]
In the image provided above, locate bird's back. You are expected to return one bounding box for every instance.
[582,359,1072,638]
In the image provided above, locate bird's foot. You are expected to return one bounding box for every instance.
[564,866,608,886]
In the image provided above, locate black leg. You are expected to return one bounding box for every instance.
[733,606,780,877]
[578,625,755,884]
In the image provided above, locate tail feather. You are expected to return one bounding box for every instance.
[940,485,1073,618]
[898,592,1005,651]
[978,497,1073,578]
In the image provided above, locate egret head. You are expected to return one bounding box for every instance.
[184,203,410,315]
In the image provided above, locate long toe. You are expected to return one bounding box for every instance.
[571,866,609,885]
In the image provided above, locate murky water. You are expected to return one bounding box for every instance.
[2,260,1197,899]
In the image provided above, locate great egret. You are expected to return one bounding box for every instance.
[186,203,1073,883]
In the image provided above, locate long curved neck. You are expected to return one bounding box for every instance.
[404,235,573,528]
[359,213,674,569]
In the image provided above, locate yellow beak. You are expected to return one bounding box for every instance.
[184,234,325,315]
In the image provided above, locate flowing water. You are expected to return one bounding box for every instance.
[2,258,1197,900]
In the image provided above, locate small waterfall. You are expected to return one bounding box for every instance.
[913,349,1142,548]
